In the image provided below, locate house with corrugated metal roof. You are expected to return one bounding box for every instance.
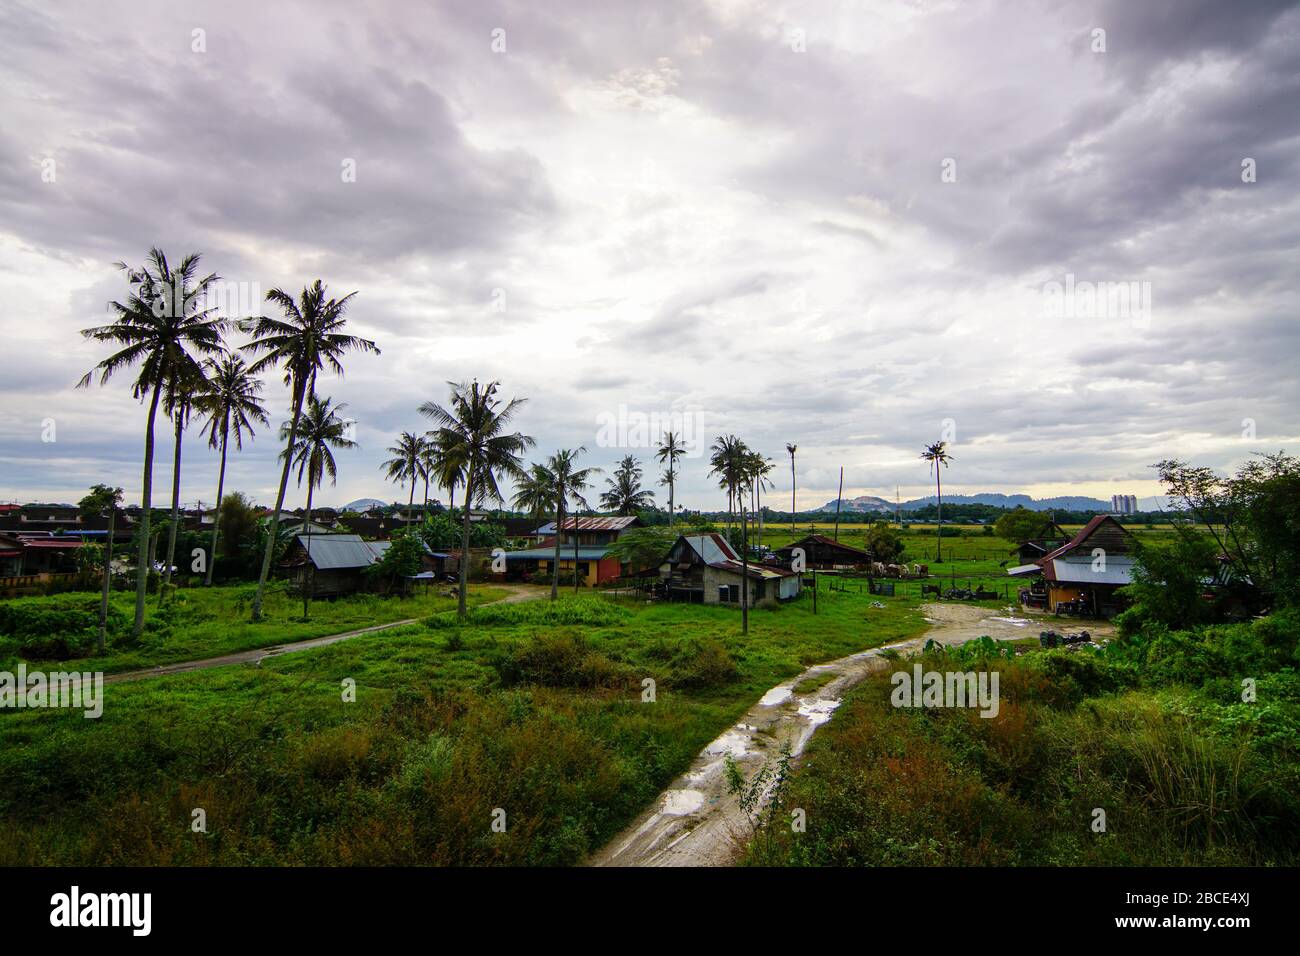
[771,534,872,571]
[282,533,388,596]
[1007,515,1135,617]
[657,533,801,604]
[503,515,643,585]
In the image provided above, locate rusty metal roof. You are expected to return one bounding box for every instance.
[555,516,641,532]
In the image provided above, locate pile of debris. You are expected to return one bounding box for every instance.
[1038,629,1095,649]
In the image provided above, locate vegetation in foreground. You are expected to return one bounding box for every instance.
[0,589,926,865]
[0,584,508,674]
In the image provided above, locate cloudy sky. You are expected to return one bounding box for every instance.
[1,0,1297,513]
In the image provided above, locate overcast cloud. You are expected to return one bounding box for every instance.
[1,0,1297,511]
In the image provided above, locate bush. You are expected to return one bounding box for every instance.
[0,594,127,660]
[426,596,630,630]
[667,638,740,689]
[490,632,633,689]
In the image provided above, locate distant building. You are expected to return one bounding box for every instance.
[1111,494,1138,514]
[503,515,642,585]
[657,533,801,604]
[1008,515,1136,617]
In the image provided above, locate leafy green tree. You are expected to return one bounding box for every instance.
[1116,535,1219,635]
[605,526,678,575]
[240,280,379,621]
[994,506,1054,544]
[78,248,227,638]
[367,528,424,592]
[864,525,906,563]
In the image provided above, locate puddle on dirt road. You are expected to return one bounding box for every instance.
[758,686,793,706]
[797,697,842,727]
[704,728,753,759]
[661,789,705,815]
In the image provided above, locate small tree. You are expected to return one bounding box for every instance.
[367,528,425,594]
[79,484,123,655]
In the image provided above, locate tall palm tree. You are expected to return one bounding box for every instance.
[512,463,557,522]
[78,484,122,655]
[239,280,379,622]
[655,431,686,526]
[709,434,748,535]
[786,443,798,537]
[195,354,268,585]
[600,455,654,516]
[160,365,206,594]
[78,248,226,639]
[746,451,775,549]
[283,395,357,618]
[419,381,534,617]
[425,431,465,515]
[382,431,424,525]
[417,435,438,510]
[546,448,600,597]
[920,440,954,563]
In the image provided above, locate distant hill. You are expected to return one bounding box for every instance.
[340,498,388,513]
[819,492,1118,513]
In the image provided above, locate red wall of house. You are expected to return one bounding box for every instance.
[596,557,623,583]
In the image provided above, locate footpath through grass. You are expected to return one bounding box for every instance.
[0,583,509,675]
[0,587,927,865]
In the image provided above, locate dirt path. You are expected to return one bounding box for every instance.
[99,583,544,685]
[589,603,1111,867]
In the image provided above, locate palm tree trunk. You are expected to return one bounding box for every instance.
[757,482,763,550]
[574,511,581,593]
[936,470,943,563]
[252,380,306,622]
[790,453,796,538]
[97,507,115,655]
[668,468,675,527]
[456,469,475,619]
[740,503,749,635]
[449,483,456,513]
[551,496,563,601]
[205,422,228,586]
[303,481,315,621]
[162,408,183,593]
[407,479,415,527]
[133,387,163,639]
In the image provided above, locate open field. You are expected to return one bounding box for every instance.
[0,584,509,675]
[0,586,932,865]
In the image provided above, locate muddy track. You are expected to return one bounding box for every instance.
[589,603,1109,867]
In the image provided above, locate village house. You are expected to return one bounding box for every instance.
[502,516,641,586]
[658,533,801,604]
[772,534,872,571]
[1007,515,1135,617]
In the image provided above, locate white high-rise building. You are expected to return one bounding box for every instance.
[1111,494,1137,514]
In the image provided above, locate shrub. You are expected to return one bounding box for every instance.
[490,632,633,689]
[0,594,128,659]
[667,637,740,689]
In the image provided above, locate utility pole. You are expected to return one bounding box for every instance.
[740,503,749,635]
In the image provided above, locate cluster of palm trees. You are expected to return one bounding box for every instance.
[707,435,776,547]
[79,248,379,637]
[380,430,463,526]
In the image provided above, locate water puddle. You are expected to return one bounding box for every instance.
[661,789,705,816]
[758,686,793,706]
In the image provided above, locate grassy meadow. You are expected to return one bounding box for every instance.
[0,583,509,675]
[0,586,929,865]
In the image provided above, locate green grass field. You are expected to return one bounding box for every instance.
[0,586,929,865]
[0,583,509,675]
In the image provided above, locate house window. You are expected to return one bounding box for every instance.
[718,584,740,603]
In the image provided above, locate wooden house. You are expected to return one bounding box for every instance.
[772,534,872,571]
[658,533,801,604]
[1007,515,1135,617]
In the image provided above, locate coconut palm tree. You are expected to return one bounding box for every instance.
[283,395,357,618]
[600,455,654,517]
[424,431,465,515]
[655,431,686,526]
[78,484,122,655]
[417,435,438,510]
[786,443,798,537]
[239,280,379,622]
[78,248,226,639]
[709,434,748,534]
[382,431,424,525]
[546,448,600,596]
[512,463,557,522]
[418,381,534,617]
[920,440,954,563]
[746,451,775,549]
[159,365,206,595]
[195,354,268,585]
